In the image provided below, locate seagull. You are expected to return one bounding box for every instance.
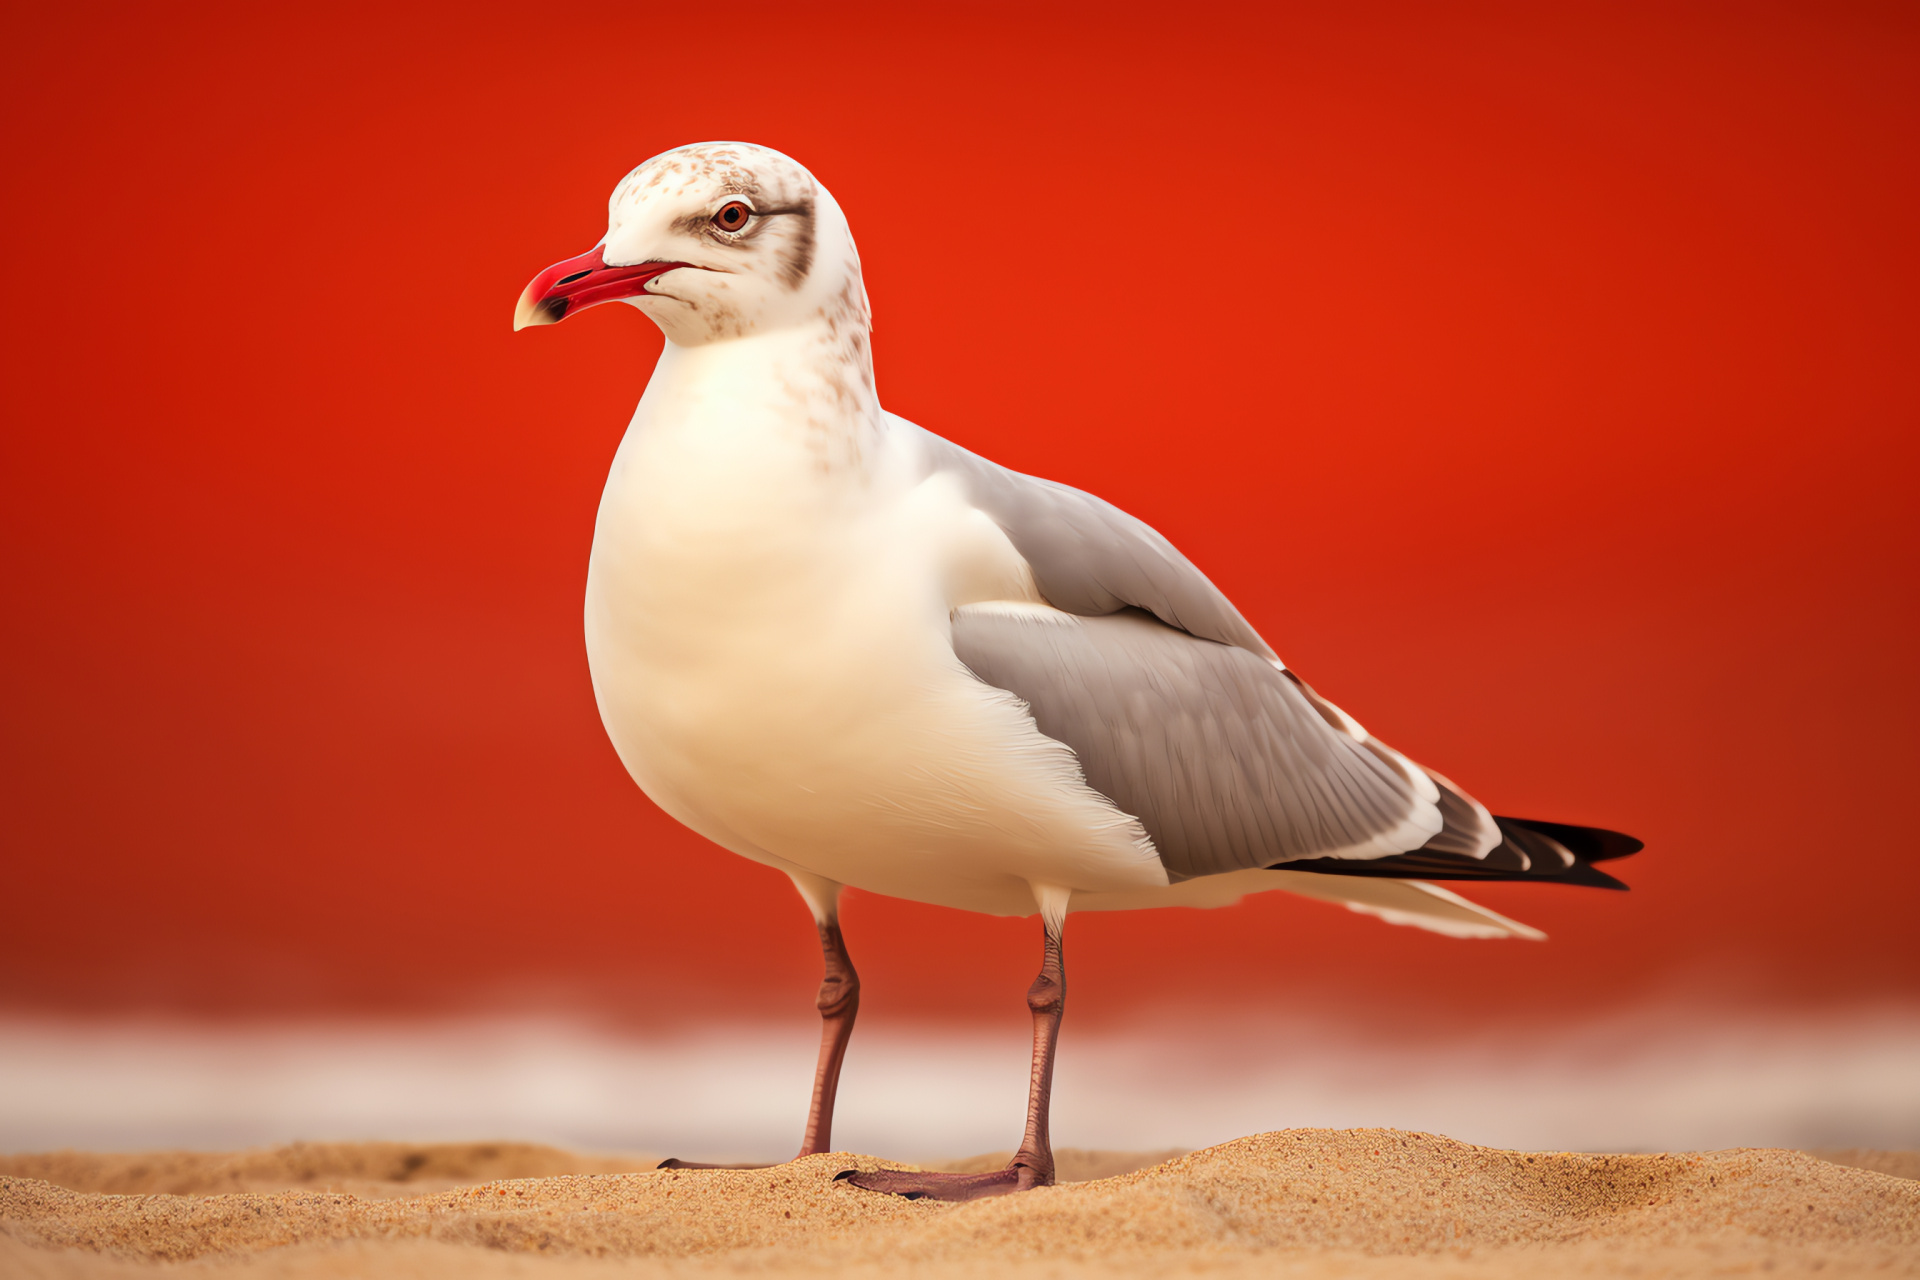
[513,142,1640,1202]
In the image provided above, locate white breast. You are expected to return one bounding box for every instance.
[582,336,1167,916]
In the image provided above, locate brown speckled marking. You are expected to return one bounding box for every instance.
[793,261,876,474]
[777,188,816,289]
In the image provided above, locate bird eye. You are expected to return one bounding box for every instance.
[712,201,751,233]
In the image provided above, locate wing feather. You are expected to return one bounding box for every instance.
[907,419,1275,658]
[910,419,1637,889]
[950,605,1439,878]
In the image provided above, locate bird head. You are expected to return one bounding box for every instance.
[513,142,864,347]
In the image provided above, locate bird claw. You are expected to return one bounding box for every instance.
[657,1157,777,1170]
[835,1165,1034,1201]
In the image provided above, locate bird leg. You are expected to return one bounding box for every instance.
[659,915,861,1170]
[799,917,861,1155]
[839,909,1066,1201]
[1009,920,1066,1185]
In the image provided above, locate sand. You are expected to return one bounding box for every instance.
[2,1133,1915,1278]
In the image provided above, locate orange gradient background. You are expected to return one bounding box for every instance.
[2,2,1915,1039]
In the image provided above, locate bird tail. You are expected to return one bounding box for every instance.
[1268,870,1548,940]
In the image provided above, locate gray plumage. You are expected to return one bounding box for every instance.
[950,605,1428,879]
[910,420,1538,883]
[906,420,1275,659]
[906,418,1635,889]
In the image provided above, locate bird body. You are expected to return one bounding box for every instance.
[585,376,1542,931]
[517,141,1640,1196]
[585,366,1166,916]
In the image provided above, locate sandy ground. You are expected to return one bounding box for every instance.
[2,1133,1915,1278]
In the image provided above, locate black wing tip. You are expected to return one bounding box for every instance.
[1273,814,1640,890]
[1272,856,1630,890]
[1492,816,1644,863]
[1554,861,1631,891]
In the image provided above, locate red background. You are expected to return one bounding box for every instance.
[3,2,1914,1035]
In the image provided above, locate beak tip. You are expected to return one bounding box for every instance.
[512,287,566,332]
[512,287,541,333]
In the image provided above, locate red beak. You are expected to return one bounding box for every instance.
[513,246,693,331]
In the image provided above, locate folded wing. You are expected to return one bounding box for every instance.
[917,419,1637,896]
[951,605,1441,877]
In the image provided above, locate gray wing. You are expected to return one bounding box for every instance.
[910,416,1507,878]
[904,418,1276,659]
[950,606,1442,879]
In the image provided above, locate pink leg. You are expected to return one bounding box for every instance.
[839,916,1065,1200]
[660,917,861,1170]
[799,918,860,1155]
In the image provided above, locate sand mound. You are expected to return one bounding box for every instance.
[3,1131,1916,1278]
[1809,1147,1920,1181]
[0,1142,1176,1200]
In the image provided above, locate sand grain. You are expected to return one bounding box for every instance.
[3,1131,1914,1278]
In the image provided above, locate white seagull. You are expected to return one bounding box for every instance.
[514,142,1639,1201]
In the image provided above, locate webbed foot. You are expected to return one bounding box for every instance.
[834,1163,1045,1201]
[657,1157,778,1170]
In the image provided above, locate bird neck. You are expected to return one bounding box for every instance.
[642,309,882,477]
